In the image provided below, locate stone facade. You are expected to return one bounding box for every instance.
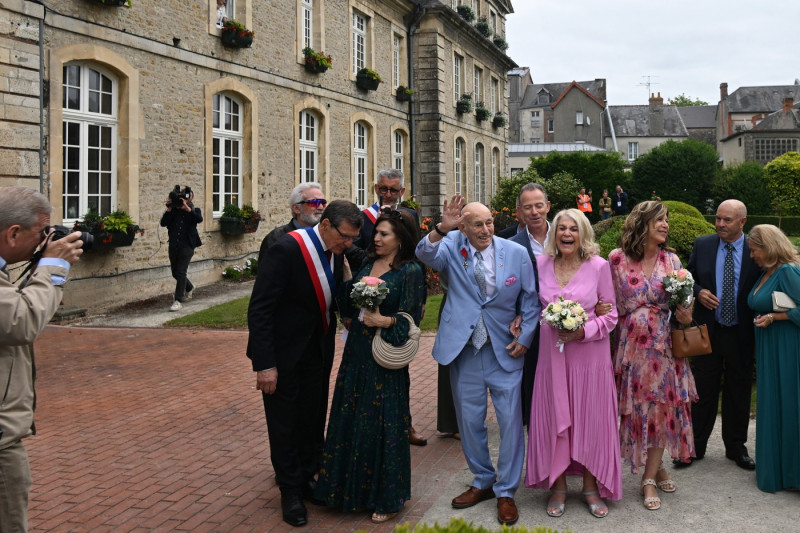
[1,0,515,309]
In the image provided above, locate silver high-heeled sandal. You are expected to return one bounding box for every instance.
[546,489,567,517]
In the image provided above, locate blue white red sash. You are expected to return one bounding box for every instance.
[289,227,335,332]
[363,202,381,224]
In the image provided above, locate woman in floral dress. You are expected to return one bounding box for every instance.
[315,209,426,523]
[609,201,697,511]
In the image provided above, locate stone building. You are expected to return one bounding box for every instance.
[0,0,515,309]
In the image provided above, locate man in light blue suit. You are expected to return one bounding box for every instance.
[416,195,540,526]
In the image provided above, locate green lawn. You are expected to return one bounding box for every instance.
[165,292,443,331]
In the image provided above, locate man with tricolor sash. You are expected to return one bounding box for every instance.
[246,200,362,527]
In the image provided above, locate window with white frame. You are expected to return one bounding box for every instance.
[472,0,479,17]
[62,63,118,221]
[531,110,540,127]
[454,54,463,100]
[393,130,405,171]
[454,138,464,195]
[212,93,243,214]
[491,78,499,114]
[393,34,401,89]
[628,142,639,161]
[301,0,313,48]
[492,147,499,194]
[353,122,368,207]
[299,110,318,183]
[474,66,482,103]
[490,11,497,34]
[474,143,484,202]
[547,119,554,133]
[576,111,583,125]
[352,11,366,74]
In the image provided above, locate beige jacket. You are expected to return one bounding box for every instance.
[0,263,66,450]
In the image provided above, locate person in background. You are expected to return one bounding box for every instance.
[160,187,202,312]
[576,187,592,219]
[598,189,612,220]
[746,224,800,492]
[215,0,228,28]
[610,201,696,511]
[682,199,760,470]
[612,185,628,216]
[0,186,84,533]
[315,209,425,523]
[525,209,621,519]
[258,182,325,262]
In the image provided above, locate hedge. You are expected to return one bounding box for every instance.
[394,518,564,533]
[702,215,800,234]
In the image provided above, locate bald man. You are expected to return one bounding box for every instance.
[416,196,540,526]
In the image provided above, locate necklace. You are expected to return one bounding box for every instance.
[641,251,659,277]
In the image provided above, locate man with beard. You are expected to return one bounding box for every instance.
[258,183,326,263]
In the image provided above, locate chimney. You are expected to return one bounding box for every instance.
[783,97,794,113]
[649,92,663,107]
[720,82,728,100]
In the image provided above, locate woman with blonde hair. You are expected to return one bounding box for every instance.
[609,201,696,510]
[747,224,800,492]
[525,208,621,518]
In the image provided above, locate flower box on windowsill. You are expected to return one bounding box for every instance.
[492,113,508,128]
[356,69,382,91]
[221,20,254,49]
[92,0,131,6]
[219,216,246,236]
[456,94,473,115]
[395,86,414,102]
[305,62,329,74]
[303,47,332,74]
[92,226,139,250]
[475,104,492,122]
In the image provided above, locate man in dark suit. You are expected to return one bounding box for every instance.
[257,182,325,262]
[246,200,362,527]
[679,199,759,470]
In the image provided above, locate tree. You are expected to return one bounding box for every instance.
[490,167,582,222]
[763,151,800,217]
[528,151,628,200]
[711,162,771,215]
[630,139,720,212]
[667,93,709,106]
[539,171,583,214]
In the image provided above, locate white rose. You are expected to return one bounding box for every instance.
[562,317,577,330]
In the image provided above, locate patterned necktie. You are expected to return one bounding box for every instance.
[471,251,488,350]
[721,243,735,324]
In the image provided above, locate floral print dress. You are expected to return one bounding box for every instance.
[609,248,698,473]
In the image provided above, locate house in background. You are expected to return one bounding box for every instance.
[716,81,800,166]
[677,105,717,147]
[508,142,607,175]
[603,93,689,162]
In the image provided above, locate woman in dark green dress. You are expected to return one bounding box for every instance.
[315,208,426,523]
[747,224,800,493]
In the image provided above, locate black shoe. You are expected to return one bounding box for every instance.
[281,493,308,527]
[726,451,756,470]
[302,479,325,506]
[672,455,703,468]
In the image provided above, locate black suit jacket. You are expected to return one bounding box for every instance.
[687,234,760,353]
[497,224,522,239]
[246,233,343,373]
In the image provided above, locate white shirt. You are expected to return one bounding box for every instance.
[467,241,496,298]
[526,221,550,258]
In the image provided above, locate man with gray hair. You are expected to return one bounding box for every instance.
[0,186,84,532]
[258,182,326,263]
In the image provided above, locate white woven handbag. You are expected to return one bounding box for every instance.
[372,312,421,370]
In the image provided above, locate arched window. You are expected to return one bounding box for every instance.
[299,110,318,183]
[212,93,243,213]
[353,121,368,207]
[454,138,464,195]
[474,143,484,203]
[62,63,118,221]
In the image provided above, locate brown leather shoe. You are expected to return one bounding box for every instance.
[409,426,427,446]
[497,497,519,525]
[451,486,495,509]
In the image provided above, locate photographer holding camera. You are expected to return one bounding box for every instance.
[160,185,203,311]
[1,186,84,532]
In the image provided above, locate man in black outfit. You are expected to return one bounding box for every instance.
[247,200,362,527]
[679,199,759,470]
[612,185,628,215]
[160,187,202,312]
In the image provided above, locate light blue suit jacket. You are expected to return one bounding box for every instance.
[416,232,540,372]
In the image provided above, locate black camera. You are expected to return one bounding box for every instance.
[168,185,192,208]
[48,225,94,251]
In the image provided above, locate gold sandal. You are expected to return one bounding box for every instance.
[371,512,398,523]
[641,478,661,510]
[656,462,676,493]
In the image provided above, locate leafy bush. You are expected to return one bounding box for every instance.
[711,162,771,215]
[222,266,242,281]
[221,203,242,218]
[662,200,704,220]
[528,151,628,205]
[764,151,800,216]
[595,216,627,259]
[394,517,564,533]
[704,214,800,234]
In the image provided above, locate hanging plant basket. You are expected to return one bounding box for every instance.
[356,68,382,91]
[492,113,508,128]
[92,0,130,6]
[92,226,139,250]
[220,20,254,49]
[395,86,414,102]
[243,217,260,233]
[305,62,329,74]
[219,216,246,236]
[303,47,332,74]
[475,105,492,122]
[456,94,473,115]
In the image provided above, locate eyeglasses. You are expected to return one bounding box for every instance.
[297,198,327,208]
[377,186,402,195]
[332,224,360,242]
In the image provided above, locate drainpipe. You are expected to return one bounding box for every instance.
[605,102,618,153]
[39,16,45,193]
[406,2,427,198]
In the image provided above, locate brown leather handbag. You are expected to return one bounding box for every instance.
[671,322,712,358]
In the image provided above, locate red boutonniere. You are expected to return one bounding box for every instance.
[460,247,468,269]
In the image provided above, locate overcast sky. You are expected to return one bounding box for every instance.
[505,1,800,106]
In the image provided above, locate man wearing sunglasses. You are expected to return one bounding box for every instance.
[258,183,326,263]
[1,186,84,533]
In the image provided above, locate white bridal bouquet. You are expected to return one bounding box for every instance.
[541,296,589,352]
[350,276,389,321]
[663,269,694,308]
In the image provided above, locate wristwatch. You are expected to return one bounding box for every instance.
[434,224,448,237]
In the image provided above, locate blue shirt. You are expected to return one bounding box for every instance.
[714,233,744,325]
[0,255,70,286]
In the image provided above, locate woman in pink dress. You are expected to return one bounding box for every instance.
[609,201,697,511]
[525,209,621,519]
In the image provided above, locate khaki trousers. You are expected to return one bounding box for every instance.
[0,440,31,533]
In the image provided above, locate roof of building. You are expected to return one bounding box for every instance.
[606,105,688,137]
[520,79,606,109]
[508,67,530,77]
[509,142,607,156]
[677,105,717,129]
[724,84,799,113]
[753,101,800,130]
[551,81,606,109]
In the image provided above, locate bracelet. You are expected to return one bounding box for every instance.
[434,224,448,237]
[768,313,774,324]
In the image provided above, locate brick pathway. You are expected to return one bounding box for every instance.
[28,327,464,532]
